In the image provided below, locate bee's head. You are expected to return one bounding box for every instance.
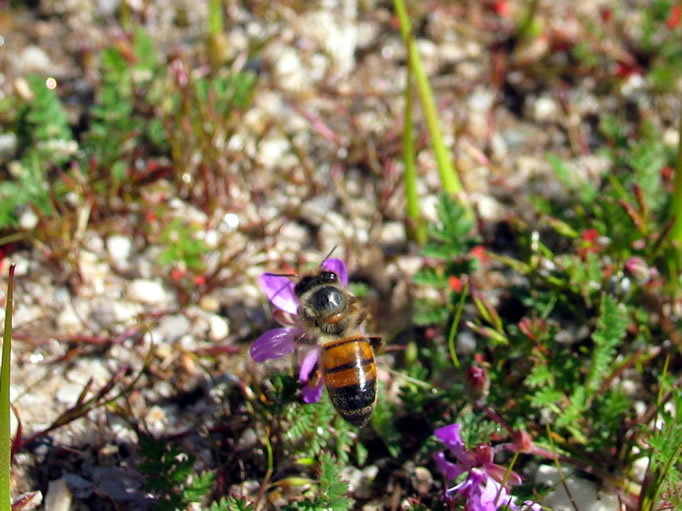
[296,271,348,335]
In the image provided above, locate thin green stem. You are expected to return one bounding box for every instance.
[209,0,224,36]
[546,424,579,511]
[0,264,15,511]
[447,282,468,369]
[517,0,540,40]
[495,450,521,507]
[393,0,470,213]
[669,101,682,266]
[403,62,426,244]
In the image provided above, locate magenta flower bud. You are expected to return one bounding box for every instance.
[625,256,650,285]
[465,365,490,402]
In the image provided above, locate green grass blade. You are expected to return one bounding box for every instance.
[403,61,427,244]
[393,0,471,217]
[0,264,15,511]
[209,0,224,36]
[669,103,682,266]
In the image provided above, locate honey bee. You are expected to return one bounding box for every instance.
[294,267,380,427]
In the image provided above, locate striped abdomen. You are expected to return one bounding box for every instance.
[320,335,377,427]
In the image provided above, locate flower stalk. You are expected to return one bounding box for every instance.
[393,0,472,217]
[0,264,15,511]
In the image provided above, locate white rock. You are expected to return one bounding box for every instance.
[620,73,645,98]
[56,383,86,405]
[457,331,477,355]
[663,128,679,148]
[630,450,649,484]
[533,96,559,122]
[271,46,311,92]
[150,314,191,344]
[11,253,31,277]
[300,195,336,226]
[67,358,111,387]
[78,250,110,295]
[0,132,17,160]
[56,307,83,336]
[126,279,170,306]
[19,46,52,74]
[13,304,42,326]
[256,136,291,168]
[490,132,508,160]
[470,193,506,222]
[208,314,229,341]
[90,298,141,326]
[106,234,132,265]
[535,465,620,511]
[18,209,39,230]
[467,86,495,113]
[378,221,406,246]
[96,0,119,16]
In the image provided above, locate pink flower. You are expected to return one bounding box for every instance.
[249,258,349,403]
[433,424,542,511]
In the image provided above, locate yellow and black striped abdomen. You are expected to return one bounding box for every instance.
[320,335,377,427]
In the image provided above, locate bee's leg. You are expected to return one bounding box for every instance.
[368,336,383,352]
[307,365,321,387]
[347,298,368,328]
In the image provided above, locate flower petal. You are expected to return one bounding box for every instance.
[299,346,322,383]
[434,423,469,464]
[433,451,466,481]
[250,328,301,362]
[258,274,298,314]
[302,377,324,403]
[485,463,523,487]
[322,258,348,287]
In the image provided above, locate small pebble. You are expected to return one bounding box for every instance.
[19,46,52,74]
[106,234,132,265]
[378,221,406,246]
[56,383,86,405]
[208,314,229,341]
[19,209,38,230]
[127,279,170,306]
[150,314,191,344]
[533,96,559,122]
[44,478,72,511]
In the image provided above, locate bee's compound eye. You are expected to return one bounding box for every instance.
[321,271,338,283]
[311,286,345,314]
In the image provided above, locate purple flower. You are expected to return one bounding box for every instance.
[433,423,542,511]
[250,258,349,403]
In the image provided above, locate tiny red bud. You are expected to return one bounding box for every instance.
[470,245,489,265]
[667,5,681,28]
[513,430,534,453]
[465,365,490,402]
[449,275,463,292]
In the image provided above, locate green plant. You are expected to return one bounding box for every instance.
[0,75,74,227]
[158,217,209,272]
[84,28,167,196]
[208,496,256,511]
[138,433,215,511]
[280,453,352,511]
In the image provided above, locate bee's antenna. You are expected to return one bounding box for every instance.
[320,245,338,266]
[263,272,298,279]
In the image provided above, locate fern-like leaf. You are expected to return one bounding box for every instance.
[585,295,628,398]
